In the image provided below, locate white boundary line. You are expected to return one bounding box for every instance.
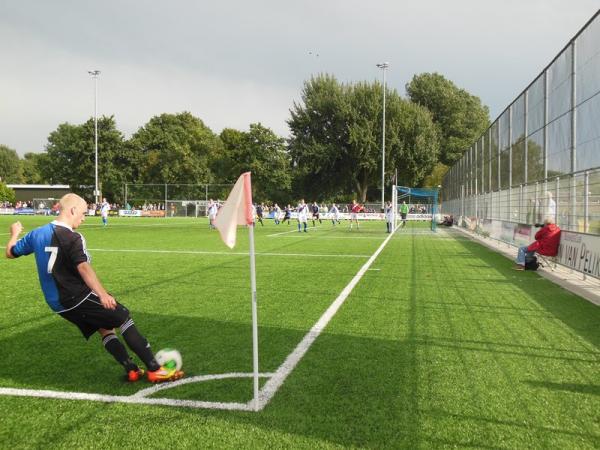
[132,372,275,399]
[0,229,396,412]
[256,227,397,410]
[87,248,370,258]
[267,226,320,237]
[269,235,387,240]
[0,372,274,411]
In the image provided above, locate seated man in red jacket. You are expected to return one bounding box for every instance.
[514,217,561,270]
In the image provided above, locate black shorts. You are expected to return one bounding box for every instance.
[59,293,130,339]
[401,213,407,220]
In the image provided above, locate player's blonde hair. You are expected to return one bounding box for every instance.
[59,193,87,212]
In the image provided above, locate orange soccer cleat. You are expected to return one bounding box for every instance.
[127,368,146,382]
[147,366,185,383]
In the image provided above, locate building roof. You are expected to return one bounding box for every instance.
[7,184,70,189]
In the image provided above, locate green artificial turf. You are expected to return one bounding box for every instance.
[0,216,598,449]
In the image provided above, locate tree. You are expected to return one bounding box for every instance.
[288,75,439,202]
[219,123,291,202]
[288,75,351,200]
[422,162,448,188]
[406,73,489,166]
[41,116,129,201]
[0,145,22,183]
[20,152,49,184]
[0,181,16,203]
[129,112,222,191]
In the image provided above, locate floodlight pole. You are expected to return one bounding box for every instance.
[88,70,101,205]
[377,62,389,210]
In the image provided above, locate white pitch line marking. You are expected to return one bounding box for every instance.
[0,372,275,411]
[82,222,205,229]
[268,235,388,240]
[267,226,320,237]
[256,228,396,410]
[133,372,274,398]
[87,248,370,258]
[0,387,252,411]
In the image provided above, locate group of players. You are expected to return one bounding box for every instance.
[207,198,371,232]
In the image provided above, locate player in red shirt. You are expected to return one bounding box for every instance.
[349,200,364,230]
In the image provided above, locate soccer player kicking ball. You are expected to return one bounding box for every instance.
[5,193,183,384]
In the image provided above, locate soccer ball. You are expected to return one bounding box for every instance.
[155,348,183,371]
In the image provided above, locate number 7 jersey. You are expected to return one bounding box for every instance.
[11,221,92,312]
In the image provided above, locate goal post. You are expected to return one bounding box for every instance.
[123,183,233,217]
[32,198,60,215]
[393,185,440,231]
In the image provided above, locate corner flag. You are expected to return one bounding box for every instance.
[213,172,260,411]
[214,172,253,248]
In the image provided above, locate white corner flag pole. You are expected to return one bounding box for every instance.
[248,223,260,411]
[213,171,260,412]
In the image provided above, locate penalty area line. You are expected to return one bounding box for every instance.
[257,227,396,410]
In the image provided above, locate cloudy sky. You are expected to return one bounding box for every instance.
[1,0,598,156]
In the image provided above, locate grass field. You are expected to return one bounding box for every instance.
[0,216,598,449]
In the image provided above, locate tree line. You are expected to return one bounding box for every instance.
[0,73,489,204]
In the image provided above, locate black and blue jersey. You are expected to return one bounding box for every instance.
[11,221,92,313]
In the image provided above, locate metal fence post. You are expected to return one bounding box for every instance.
[519,184,523,223]
[524,90,528,184]
[543,69,549,180]
[555,177,560,225]
[570,40,577,232]
[584,171,589,233]
[534,181,539,224]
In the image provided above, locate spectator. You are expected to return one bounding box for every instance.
[514,217,561,271]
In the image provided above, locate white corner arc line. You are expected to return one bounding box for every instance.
[133,372,274,398]
[256,228,397,410]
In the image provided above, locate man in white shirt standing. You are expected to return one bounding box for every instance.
[330,203,340,226]
[100,198,110,227]
[207,199,218,229]
[297,199,309,233]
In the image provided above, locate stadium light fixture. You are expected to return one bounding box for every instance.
[376,62,389,210]
[88,70,101,205]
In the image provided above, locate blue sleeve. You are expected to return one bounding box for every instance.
[11,231,34,257]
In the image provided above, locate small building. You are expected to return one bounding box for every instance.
[7,184,71,202]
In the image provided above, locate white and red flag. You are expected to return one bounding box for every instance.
[213,171,260,410]
[214,172,253,249]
